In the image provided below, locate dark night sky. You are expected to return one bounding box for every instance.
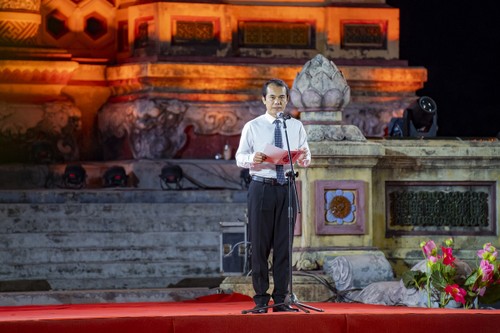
[386,1,499,138]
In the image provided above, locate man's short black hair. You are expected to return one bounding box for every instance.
[262,78,290,98]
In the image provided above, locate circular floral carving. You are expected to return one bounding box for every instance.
[330,195,352,219]
[325,189,356,225]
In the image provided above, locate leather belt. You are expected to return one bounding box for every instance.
[251,175,288,186]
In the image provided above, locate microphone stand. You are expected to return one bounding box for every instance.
[242,115,323,314]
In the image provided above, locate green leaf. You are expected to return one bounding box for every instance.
[464,272,479,287]
[430,270,447,290]
[402,271,427,289]
[479,283,500,304]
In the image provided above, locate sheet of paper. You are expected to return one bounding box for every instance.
[263,144,301,165]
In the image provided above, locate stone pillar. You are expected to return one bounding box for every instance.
[289,54,383,270]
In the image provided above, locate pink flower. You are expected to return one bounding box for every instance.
[426,255,438,268]
[479,259,495,282]
[445,284,467,305]
[422,240,437,257]
[441,246,456,266]
[484,243,496,253]
[478,243,498,262]
[474,286,487,297]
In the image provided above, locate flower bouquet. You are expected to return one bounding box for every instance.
[402,238,500,308]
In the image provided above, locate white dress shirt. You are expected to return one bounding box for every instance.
[236,113,311,178]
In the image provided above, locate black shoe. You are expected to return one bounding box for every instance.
[251,304,268,314]
[272,305,299,313]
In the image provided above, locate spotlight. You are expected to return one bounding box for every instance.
[31,141,54,164]
[62,164,86,189]
[403,96,438,137]
[159,165,183,190]
[103,166,128,187]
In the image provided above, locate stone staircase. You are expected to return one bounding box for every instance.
[0,189,247,292]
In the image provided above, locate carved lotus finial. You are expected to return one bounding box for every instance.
[290,54,350,110]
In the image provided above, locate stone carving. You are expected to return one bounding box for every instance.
[291,54,365,142]
[350,259,472,308]
[306,124,366,142]
[98,98,260,159]
[343,100,410,137]
[323,253,394,292]
[98,98,188,159]
[185,106,240,136]
[291,54,350,110]
[0,0,40,11]
[0,0,41,46]
[293,251,321,271]
[323,254,473,308]
[184,101,261,136]
[0,101,81,162]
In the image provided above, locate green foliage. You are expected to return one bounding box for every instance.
[402,239,500,309]
[479,283,500,304]
[402,270,427,289]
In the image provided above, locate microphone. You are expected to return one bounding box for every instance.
[277,112,291,120]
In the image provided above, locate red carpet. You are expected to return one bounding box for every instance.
[1,295,499,333]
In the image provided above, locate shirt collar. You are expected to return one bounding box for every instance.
[264,112,278,124]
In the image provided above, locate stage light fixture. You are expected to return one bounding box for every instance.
[159,164,183,190]
[62,164,87,189]
[31,141,54,164]
[403,96,438,137]
[103,166,128,187]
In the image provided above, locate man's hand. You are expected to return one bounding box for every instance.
[297,147,310,167]
[297,147,308,162]
[253,152,267,164]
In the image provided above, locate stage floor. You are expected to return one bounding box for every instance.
[1,294,500,333]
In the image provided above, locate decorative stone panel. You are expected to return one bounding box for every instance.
[0,101,82,162]
[315,180,366,235]
[385,181,497,237]
[98,98,257,160]
[341,21,387,49]
[0,0,41,46]
[238,21,314,49]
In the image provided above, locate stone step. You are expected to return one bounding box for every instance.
[0,287,219,306]
[0,189,247,290]
[220,272,336,303]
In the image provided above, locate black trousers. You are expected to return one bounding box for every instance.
[247,180,296,305]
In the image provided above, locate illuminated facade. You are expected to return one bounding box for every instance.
[0,0,426,162]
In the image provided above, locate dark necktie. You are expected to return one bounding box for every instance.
[274,119,286,184]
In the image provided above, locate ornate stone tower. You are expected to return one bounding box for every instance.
[0,0,427,162]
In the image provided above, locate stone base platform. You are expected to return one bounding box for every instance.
[219,272,335,303]
[0,287,219,307]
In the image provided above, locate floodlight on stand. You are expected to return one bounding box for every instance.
[159,164,183,190]
[103,165,128,187]
[62,164,87,189]
[403,96,438,137]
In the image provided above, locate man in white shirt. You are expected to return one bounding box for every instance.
[236,78,311,313]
